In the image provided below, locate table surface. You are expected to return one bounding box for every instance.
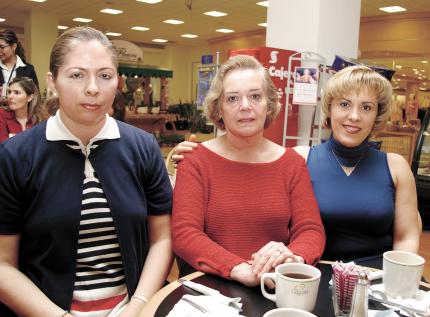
[138,258,430,317]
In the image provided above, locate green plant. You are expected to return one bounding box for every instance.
[156,133,185,146]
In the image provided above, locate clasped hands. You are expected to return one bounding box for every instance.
[230,241,304,287]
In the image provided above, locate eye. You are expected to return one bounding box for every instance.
[70,72,83,79]
[226,95,239,103]
[362,104,373,111]
[250,93,262,102]
[100,73,113,80]
[339,101,349,108]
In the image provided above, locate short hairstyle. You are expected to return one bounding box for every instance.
[8,77,44,123]
[204,55,280,130]
[322,65,392,132]
[47,26,118,111]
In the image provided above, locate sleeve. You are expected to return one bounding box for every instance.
[0,145,24,233]
[144,135,172,215]
[0,113,9,143]
[28,64,39,89]
[172,153,244,278]
[286,156,326,265]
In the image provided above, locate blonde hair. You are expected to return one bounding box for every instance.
[204,55,280,129]
[322,65,392,132]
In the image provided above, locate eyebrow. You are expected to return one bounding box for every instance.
[225,88,262,94]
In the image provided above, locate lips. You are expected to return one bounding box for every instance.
[343,125,361,134]
[81,103,101,110]
[238,118,255,123]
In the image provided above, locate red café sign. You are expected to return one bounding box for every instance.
[230,47,299,146]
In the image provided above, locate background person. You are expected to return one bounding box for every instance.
[0,76,44,143]
[0,26,173,317]
[172,65,421,263]
[0,29,39,100]
[172,55,325,287]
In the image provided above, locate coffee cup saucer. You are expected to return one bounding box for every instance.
[369,284,430,316]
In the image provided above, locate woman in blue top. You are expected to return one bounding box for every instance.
[172,65,421,267]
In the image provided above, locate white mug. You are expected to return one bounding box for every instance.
[261,263,321,311]
[263,307,318,317]
[383,250,425,298]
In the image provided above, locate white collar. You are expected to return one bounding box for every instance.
[46,109,120,146]
[0,55,26,71]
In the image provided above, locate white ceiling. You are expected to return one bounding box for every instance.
[1,0,430,89]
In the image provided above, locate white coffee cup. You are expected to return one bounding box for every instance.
[261,263,321,311]
[383,250,425,298]
[263,307,318,317]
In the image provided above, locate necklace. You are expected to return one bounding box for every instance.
[331,149,364,176]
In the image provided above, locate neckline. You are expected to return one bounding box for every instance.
[328,134,369,167]
[199,143,288,165]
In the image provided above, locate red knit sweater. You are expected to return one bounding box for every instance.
[172,145,325,278]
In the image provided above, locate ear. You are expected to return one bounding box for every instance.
[46,72,56,93]
[27,94,34,103]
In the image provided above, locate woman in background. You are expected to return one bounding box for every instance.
[0,76,43,143]
[172,55,325,287]
[0,26,172,317]
[0,29,39,100]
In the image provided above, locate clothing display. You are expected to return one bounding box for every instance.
[0,108,34,143]
[307,136,395,261]
[0,112,172,315]
[172,145,325,278]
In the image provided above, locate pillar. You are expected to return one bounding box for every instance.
[266,0,361,145]
[24,10,58,96]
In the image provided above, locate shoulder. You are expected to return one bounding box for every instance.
[386,152,413,186]
[0,108,13,119]
[293,145,311,161]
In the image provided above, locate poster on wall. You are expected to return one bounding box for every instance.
[292,66,319,105]
[197,67,215,108]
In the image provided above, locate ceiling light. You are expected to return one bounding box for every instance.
[29,0,47,2]
[58,25,69,30]
[153,39,168,43]
[256,1,269,7]
[424,82,428,85]
[106,32,122,37]
[164,19,184,24]
[100,8,123,15]
[0,18,5,22]
[136,0,162,3]
[258,22,267,27]
[73,17,93,23]
[131,26,150,31]
[181,34,198,38]
[421,60,428,64]
[379,6,406,13]
[402,74,406,77]
[216,28,234,33]
[204,11,227,17]
[395,65,402,69]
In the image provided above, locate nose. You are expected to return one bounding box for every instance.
[239,96,251,110]
[348,106,360,121]
[84,76,100,96]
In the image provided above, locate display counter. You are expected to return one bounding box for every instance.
[372,127,418,165]
[126,111,178,134]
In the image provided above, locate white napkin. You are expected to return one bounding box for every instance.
[166,294,246,317]
[180,279,243,310]
[370,284,430,316]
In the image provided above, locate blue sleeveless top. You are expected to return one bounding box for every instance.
[307,139,395,261]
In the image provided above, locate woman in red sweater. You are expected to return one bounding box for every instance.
[172,55,325,287]
[0,76,43,143]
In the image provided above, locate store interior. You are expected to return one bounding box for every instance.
[1,0,430,279]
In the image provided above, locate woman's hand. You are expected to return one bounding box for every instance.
[171,134,198,165]
[251,241,304,277]
[229,262,260,287]
[115,298,144,317]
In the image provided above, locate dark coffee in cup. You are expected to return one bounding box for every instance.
[283,273,312,279]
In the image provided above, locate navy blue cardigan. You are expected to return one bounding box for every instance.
[0,120,172,314]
